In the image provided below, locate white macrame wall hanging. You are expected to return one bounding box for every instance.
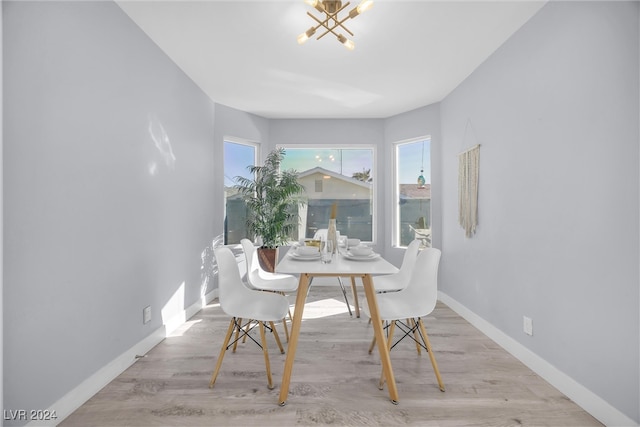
[458,144,480,238]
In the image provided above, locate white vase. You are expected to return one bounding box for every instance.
[327,218,338,254]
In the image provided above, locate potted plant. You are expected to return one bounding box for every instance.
[234,147,306,272]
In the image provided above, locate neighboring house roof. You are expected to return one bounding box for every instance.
[296,166,371,189]
[227,175,426,200]
[224,166,373,200]
[400,184,431,199]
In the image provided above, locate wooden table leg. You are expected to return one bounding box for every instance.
[362,274,399,404]
[278,273,311,406]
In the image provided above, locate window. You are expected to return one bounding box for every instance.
[279,146,375,242]
[394,138,431,248]
[224,139,258,245]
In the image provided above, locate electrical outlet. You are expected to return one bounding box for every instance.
[523,316,533,336]
[143,306,151,324]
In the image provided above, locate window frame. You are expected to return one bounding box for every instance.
[392,136,432,249]
[223,137,260,245]
[276,143,377,244]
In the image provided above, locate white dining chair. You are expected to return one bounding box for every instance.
[209,247,290,390]
[362,247,445,392]
[241,238,297,341]
[312,228,360,317]
[373,239,421,293]
[366,239,420,334]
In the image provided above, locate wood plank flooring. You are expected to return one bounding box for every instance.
[61,286,602,426]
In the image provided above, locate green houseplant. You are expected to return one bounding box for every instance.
[234,147,306,271]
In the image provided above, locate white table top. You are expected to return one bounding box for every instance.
[276,247,399,276]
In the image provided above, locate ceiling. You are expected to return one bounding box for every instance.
[116,0,546,119]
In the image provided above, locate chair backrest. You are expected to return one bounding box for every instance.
[241,237,272,287]
[395,239,421,285]
[313,229,327,240]
[313,228,340,241]
[214,246,290,321]
[404,247,441,316]
[240,238,257,288]
[214,247,255,315]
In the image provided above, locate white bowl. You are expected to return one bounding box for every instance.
[297,245,319,256]
[350,246,373,256]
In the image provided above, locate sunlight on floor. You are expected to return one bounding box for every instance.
[300,298,351,319]
[205,297,351,322]
[167,319,202,337]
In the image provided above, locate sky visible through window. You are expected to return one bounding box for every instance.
[397,139,431,184]
[223,142,430,185]
[224,141,255,187]
[280,148,373,178]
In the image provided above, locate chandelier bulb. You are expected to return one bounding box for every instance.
[297,27,316,45]
[337,34,355,50]
[349,0,373,19]
[357,0,373,14]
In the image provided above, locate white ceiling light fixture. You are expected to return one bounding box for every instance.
[297,0,373,50]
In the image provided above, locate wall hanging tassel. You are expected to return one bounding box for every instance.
[458,144,480,238]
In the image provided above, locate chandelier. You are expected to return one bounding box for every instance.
[297,0,373,50]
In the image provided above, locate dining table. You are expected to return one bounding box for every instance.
[275,245,401,405]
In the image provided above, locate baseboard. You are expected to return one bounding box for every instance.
[26,327,166,427]
[438,291,638,427]
[35,289,636,426]
[32,288,220,427]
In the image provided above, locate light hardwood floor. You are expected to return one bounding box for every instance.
[62,286,602,426]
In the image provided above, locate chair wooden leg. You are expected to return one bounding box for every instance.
[350,277,360,318]
[209,318,236,388]
[281,317,290,343]
[379,321,396,389]
[410,318,422,355]
[269,321,285,354]
[368,320,384,354]
[417,318,445,392]
[259,321,274,390]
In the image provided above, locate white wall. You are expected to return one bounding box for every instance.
[3,2,219,424]
[439,1,639,423]
[3,1,639,425]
